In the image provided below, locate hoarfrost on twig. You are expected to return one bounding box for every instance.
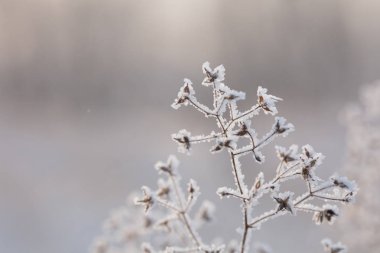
[92,62,358,253]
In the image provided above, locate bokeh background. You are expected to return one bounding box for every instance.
[1,1,380,253]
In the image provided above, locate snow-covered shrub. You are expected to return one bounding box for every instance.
[339,80,380,253]
[92,62,357,253]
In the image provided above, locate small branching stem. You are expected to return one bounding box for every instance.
[169,174,202,247]
[225,105,261,130]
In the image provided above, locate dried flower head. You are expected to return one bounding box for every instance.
[202,62,226,87]
[135,186,155,213]
[257,86,283,115]
[312,205,339,225]
[273,192,295,214]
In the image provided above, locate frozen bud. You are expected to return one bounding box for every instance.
[301,145,324,167]
[156,179,171,198]
[155,155,179,176]
[196,200,215,223]
[300,145,325,181]
[313,205,339,225]
[172,130,192,154]
[273,192,295,214]
[275,145,298,163]
[135,186,155,213]
[272,117,295,137]
[219,84,246,101]
[210,136,237,153]
[330,174,358,192]
[202,61,226,86]
[235,122,249,136]
[251,172,265,194]
[343,191,357,203]
[257,86,283,115]
[187,179,200,199]
[321,239,347,253]
[253,151,265,164]
[216,187,240,199]
[171,79,195,109]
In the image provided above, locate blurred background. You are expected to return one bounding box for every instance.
[1,0,380,252]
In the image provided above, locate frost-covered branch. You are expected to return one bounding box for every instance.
[92,62,358,253]
[169,62,357,253]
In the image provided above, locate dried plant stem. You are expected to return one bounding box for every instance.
[229,152,250,253]
[181,213,201,248]
[225,105,260,130]
[249,210,278,227]
[169,174,202,247]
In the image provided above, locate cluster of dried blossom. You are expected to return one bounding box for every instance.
[91,62,358,253]
[339,80,380,253]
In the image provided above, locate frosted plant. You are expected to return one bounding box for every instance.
[339,80,380,253]
[92,62,358,253]
[321,239,347,253]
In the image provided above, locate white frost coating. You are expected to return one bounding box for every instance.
[300,144,325,167]
[275,145,299,164]
[135,186,155,213]
[155,155,180,176]
[171,129,192,154]
[272,117,295,137]
[171,79,195,110]
[250,209,287,230]
[186,179,201,211]
[219,83,246,102]
[257,86,282,115]
[187,96,216,118]
[330,174,358,193]
[201,61,225,87]
[213,83,246,117]
[296,203,322,213]
[312,204,339,225]
[298,144,325,181]
[251,172,265,194]
[189,131,219,144]
[250,172,278,206]
[321,238,347,253]
[216,187,244,199]
[230,155,249,194]
[93,62,358,253]
[210,136,238,154]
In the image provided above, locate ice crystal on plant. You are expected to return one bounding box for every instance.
[92,62,358,253]
[202,62,225,87]
[312,204,339,225]
[257,86,282,115]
